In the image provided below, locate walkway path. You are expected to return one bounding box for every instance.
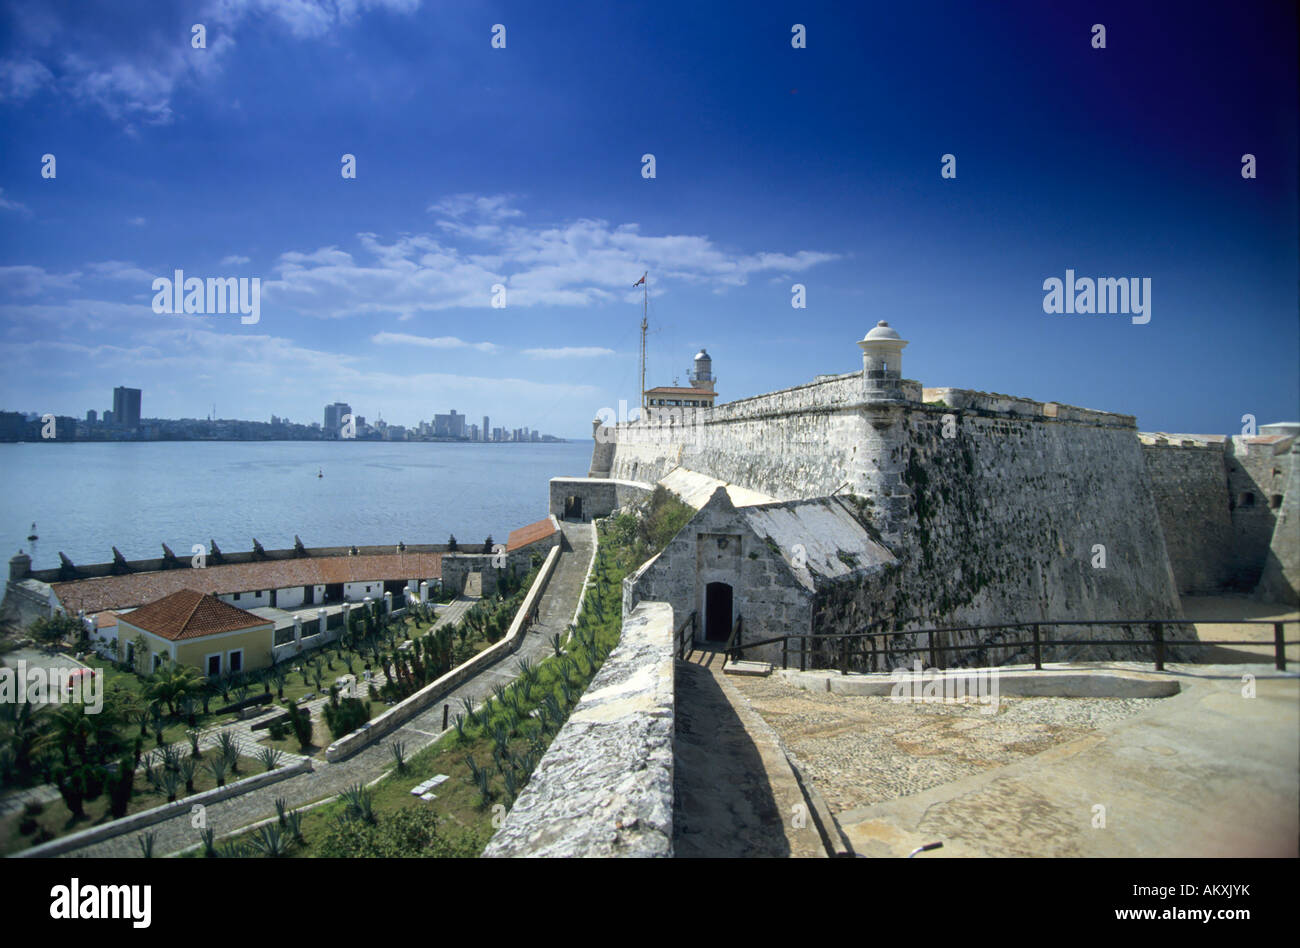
[55,527,596,857]
[673,654,826,858]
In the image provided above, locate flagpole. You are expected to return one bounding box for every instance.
[638,272,648,413]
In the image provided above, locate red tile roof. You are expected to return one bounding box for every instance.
[51,552,443,615]
[506,517,558,552]
[119,589,270,641]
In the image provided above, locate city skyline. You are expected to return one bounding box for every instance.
[0,1,1296,440]
[0,385,562,442]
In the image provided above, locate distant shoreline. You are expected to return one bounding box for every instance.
[0,438,573,445]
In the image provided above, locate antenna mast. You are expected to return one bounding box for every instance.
[637,272,648,412]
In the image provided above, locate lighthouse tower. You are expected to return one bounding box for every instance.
[690,348,715,393]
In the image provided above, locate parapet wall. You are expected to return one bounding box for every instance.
[605,373,878,498]
[483,601,675,857]
[602,377,1139,504]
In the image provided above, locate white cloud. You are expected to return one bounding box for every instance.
[0,188,31,216]
[127,216,146,226]
[371,332,499,352]
[523,347,616,359]
[221,254,252,266]
[0,56,53,102]
[87,260,158,283]
[0,0,420,127]
[0,265,80,296]
[428,193,523,222]
[265,194,838,318]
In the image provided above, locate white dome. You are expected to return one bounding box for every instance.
[862,320,902,343]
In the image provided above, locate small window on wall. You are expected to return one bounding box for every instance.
[1270,495,1283,510]
[152,654,162,671]
[229,650,243,673]
[1239,492,1256,508]
[233,592,240,601]
[207,654,221,676]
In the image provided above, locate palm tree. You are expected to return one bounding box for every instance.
[145,662,204,717]
[0,700,47,783]
[35,704,95,767]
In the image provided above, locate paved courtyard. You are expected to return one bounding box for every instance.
[730,662,1300,857]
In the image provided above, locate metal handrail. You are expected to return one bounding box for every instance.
[675,610,697,660]
[723,614,744,664]
[734,617,1299,673]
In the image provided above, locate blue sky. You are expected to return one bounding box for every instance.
[1,0,1296,438]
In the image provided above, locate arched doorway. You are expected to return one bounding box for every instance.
[564,495,583,520]
[705,581,733,643]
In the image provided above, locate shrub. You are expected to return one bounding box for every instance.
[315,806,484,858]
[322,692,371,740]
[338,783,376,825]
[284,700,313,752]
[249,824,294,857]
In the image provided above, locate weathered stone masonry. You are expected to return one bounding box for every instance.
[599,323,1215,664]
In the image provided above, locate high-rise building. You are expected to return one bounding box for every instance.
[324,402,351,437]
[87,409,97,423]
[434,409,466,438]
[113,387,142,429]
[482,416,490,442]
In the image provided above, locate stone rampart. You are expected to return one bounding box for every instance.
[482,601,675,857]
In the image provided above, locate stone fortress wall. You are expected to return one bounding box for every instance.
[593,325,1298,653]
[597,364,1184,656]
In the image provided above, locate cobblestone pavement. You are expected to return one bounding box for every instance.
[57,529,595,857]
[728,672,1156,817]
